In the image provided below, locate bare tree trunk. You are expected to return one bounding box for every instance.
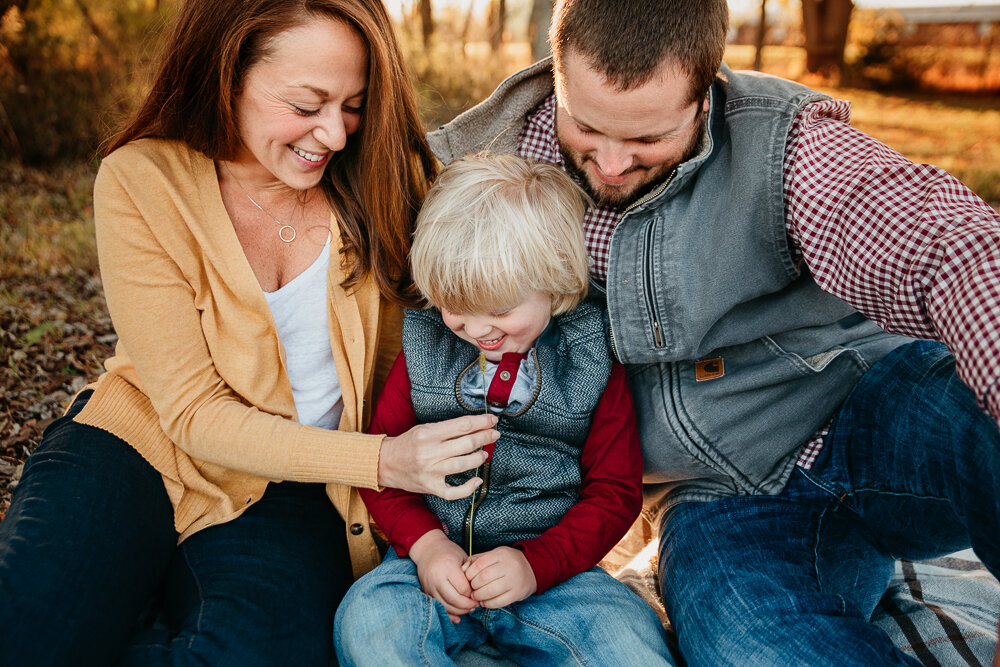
[460,0,475,54]
[0,99,21,161]
[490,0,506,53]
[801,0,854,77]
[530,0,553,61]
[419,0,434,48]
[72,0,121,67]
[753,0,767,71]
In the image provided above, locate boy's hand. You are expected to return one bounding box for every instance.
[409,530,478,623]
[464,546,537,608]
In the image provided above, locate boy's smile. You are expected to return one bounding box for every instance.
[441,291,552,362]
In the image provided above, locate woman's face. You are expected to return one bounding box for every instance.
[232,16,369,191]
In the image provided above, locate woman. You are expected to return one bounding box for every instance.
[0,0,496,664]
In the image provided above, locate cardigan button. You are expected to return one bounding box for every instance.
[350,523,364,535]
[499,370,511,381]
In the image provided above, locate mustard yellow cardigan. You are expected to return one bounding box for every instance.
[74,138,401,577]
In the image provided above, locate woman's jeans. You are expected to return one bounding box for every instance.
[0,391,351,667]
[658,340,1000,666]
[335,548,676,666]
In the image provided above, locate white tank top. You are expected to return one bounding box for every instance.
[263,237,343,429]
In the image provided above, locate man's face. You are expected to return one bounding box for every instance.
[555,48,708,208]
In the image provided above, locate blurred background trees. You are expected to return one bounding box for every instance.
[1,0,998,164]
[0,0,169,163]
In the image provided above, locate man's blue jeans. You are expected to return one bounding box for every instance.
[0,392,352,666]
[658,340,1000,666]
[335,548,676,666]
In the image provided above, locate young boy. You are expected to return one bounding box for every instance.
[334,155,673,666]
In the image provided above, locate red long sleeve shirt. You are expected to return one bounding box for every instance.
[361,351,642,593]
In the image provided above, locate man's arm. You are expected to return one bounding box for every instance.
[783,99,1000,422]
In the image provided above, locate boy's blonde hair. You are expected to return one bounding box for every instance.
[411,154,590,316]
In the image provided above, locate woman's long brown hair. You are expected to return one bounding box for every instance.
[105,0,436,308]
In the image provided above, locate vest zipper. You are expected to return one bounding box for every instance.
[462,453,492,555]
[642,221,666,348]
[606,169,677,358]
[464,353,492,555]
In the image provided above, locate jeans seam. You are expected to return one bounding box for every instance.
[495,607,588,666]
[180,545,206,651]
[813,504,848,616]
[797,466,844,500]
[417,591,437,666]
[852,487,952,504]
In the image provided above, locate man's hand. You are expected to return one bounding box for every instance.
[464,546,538,609]
[409,530,478,623]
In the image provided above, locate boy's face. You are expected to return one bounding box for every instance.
[441,291,552,362]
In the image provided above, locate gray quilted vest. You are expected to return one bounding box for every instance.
[402,302,610,552]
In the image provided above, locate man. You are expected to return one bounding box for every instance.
[426,0,1000,665]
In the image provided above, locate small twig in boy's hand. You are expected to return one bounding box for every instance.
[466,352,489,556]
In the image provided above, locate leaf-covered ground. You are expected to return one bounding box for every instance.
[0,160,113,520]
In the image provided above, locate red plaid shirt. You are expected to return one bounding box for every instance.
[519,92,1000,468]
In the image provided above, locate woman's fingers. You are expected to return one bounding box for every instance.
[377,414,498,494]
[436,476,482,501]
[442,449,490,476]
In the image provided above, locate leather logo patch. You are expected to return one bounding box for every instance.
[695,357,724,381]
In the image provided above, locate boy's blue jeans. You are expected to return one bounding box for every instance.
[658,340,1000,666]
[335,548,676,666]
[0,392,351,666]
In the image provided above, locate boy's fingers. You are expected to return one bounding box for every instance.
[465,553,499,583]
[479,591,516,609]
[471,579,509,605]
[469,567,504,593]
[447,567,474,597]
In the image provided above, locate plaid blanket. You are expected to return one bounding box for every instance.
[456,532,999,666]
[609,544,999,667]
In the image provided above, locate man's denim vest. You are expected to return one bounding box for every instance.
[427,60,910,513]
[402,303,610,551]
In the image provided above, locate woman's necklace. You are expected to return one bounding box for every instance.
[223,163,297,243]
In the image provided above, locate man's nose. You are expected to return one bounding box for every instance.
[593,140,633,177]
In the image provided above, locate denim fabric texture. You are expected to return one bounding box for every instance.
[657,341,1000,666]
[334,549,676,666]
[0,392,353,667]
[0,391,177,665]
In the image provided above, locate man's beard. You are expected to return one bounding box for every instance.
[559,113,707,209]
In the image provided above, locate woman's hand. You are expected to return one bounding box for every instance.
[378,414,498,498]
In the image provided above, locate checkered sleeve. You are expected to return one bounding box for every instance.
[783,99,1000,423]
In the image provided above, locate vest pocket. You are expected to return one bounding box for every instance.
[640,220,667,349]
[628,334,872,498]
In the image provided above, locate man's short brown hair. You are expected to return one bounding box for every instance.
[550,0,729,103]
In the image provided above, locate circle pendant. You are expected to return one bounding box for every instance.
[278,225,296,243]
